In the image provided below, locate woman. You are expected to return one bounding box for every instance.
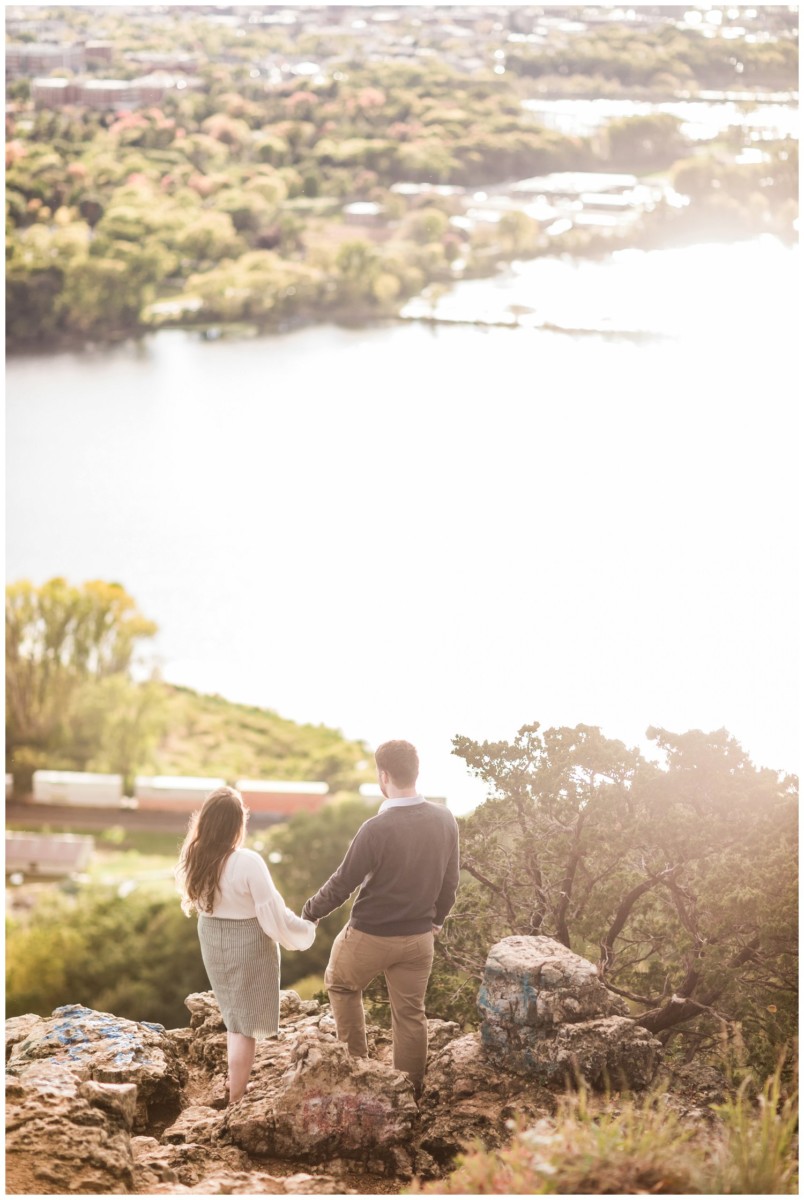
[176,785,316,1103]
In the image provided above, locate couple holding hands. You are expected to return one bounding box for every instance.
[177,740,460,1105]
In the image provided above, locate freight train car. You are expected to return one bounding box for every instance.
[134,775,227,811]
[24,770,335,817]
[235,779,329,816]
[32,770,124,807]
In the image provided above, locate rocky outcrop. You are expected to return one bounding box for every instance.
[6,1003,186,1132]
[5,939,669,1194]
[478,936,662,1089]
[419,1031,553,1168]
[6,1060,137,1194]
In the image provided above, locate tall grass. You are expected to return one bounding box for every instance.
[410,1067,798,1195]
[709,1070,798,1195]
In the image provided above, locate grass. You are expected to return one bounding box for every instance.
[6,822,277,897]
[410,1067,798,1195]
[153,682,374,789]
[6,822,182,857]
[290,974,327,1001]
[708,1071,799,1195]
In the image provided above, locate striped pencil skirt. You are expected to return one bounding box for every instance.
[197,915,280,1040]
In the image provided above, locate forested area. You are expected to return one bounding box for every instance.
[5,578,372,795]
[6,11,798,348]
[436,723,797,1077]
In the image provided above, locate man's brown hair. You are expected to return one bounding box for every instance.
[375,740,419,788]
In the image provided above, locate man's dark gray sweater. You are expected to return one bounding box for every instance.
[301,799,460,936]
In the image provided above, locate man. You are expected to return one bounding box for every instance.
[301,739,460,1094]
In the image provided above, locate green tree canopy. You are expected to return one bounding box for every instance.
[438,723,797,1071]
[5,578,159,789]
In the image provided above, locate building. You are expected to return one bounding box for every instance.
[342,201,387,226]
[31,72,199,110]
[6,41,85,79]
[126,50,200,73]
[85,41,115,65]
[6,831,94,880]
[31,78,82,107]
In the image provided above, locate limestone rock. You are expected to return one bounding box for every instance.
[131,1133,251,1189]
[420,1032,551,1166]
[5,946,675,1195]
[6,1060,136,1195]
[7,1003,186,1131]
[283,1172,346,1194]
[163,1104,227,1145]
[478,936,660,1089]
[542,1016,662,1090]
[279,989,322,1019]
[225,1028,418,1171]
[5,1013,42,1061]
[478,935,627,1039]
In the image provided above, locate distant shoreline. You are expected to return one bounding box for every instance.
[6,226,792,358]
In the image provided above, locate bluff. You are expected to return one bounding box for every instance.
[6,936,665,1195]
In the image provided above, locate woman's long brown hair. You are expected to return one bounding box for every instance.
[177,786,247,916]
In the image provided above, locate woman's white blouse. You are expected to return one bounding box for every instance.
[210,848,316,951]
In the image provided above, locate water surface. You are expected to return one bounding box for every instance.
[7,240,799,806]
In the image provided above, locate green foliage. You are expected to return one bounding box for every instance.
[173,209,244,264]
[505,24,798,91]
[187,250,323,322]
[710,1069,799,1195]
[604,113,689,168]
[4,13,797,349]
[6,579,160,789]
[435,724,797,1071]
[266,799,374,983]
[154,684,372,792]
[410,1073,798,1195]
[6,579,372,794]
[6,886,208,1029]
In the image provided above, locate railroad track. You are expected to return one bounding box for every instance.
[5,803,282,834]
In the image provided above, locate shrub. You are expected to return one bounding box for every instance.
[410,1072,798,1195]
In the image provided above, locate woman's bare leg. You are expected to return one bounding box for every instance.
[227,1031,256,1103]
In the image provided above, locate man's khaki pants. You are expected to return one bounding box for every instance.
[324,925,435,1086]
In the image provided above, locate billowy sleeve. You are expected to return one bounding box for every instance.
[244,853,316,951]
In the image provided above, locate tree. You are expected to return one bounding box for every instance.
[67,675,168,794]
[173,210,244,265]
[266,799,374,983]
[436,723,797,1070]
[6,886,208,1028]
[403,206,449,245]
[605,113,689,169]
[5,579,159,791]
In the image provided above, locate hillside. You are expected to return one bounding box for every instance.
[152,683,374,792]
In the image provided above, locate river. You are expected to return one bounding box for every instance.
[521,94,799,141]
[6,238,799,809]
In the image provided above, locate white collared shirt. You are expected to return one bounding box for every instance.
[378,793,427,814]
